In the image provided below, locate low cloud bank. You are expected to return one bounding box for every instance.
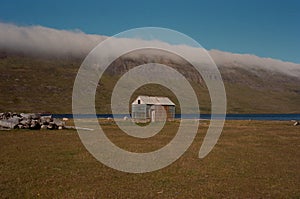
[0,22,105,57]
[209,50,300,77]
[0,22,299,77]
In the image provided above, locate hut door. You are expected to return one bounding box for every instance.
[151,110,155,122]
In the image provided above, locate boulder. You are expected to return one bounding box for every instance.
[47,123,57,130]
[0,119,19,129]
[53,118,65,127]
[20,113,40,120]
[29,120,41,130]
[40,125,47,129]
[40,115,52,125]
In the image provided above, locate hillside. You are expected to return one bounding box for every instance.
[0,50,299,114]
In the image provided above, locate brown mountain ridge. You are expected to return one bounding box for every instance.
[0,49,299,114]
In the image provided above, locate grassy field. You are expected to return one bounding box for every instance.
[0,120,300,198]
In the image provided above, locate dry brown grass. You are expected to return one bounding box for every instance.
[0,120,300,198]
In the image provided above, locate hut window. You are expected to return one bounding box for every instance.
[138,100,141,104]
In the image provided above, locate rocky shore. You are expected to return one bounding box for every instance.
[0,112,67,130]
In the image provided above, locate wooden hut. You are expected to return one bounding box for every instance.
[131,96,175,122]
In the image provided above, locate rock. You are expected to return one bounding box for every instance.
[53,118,65,127]
[47,124,56,130]
[40,125,47,129]
[0,127,11,131]
[1,112,12,120]
[0,119,19,129]
[20,119,30,125]
[8,117,20,124]
[40,115,52,125]
[20,113,40,120]
[32,114,41,120]
[12,115,21,120]
[0,112,65,130]
[20,113,28,118]
[29,120,41,130]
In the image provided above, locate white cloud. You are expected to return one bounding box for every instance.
[0,22,299,78]
[0,22,105,57]
[209,49,300,77]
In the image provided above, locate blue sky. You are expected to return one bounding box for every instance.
[0,0,299,63]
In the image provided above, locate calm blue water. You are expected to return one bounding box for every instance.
[50,113,300,121]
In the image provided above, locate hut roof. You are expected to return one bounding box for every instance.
[134,96,175,106]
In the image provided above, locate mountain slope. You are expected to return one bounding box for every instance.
[0,50,299,114]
